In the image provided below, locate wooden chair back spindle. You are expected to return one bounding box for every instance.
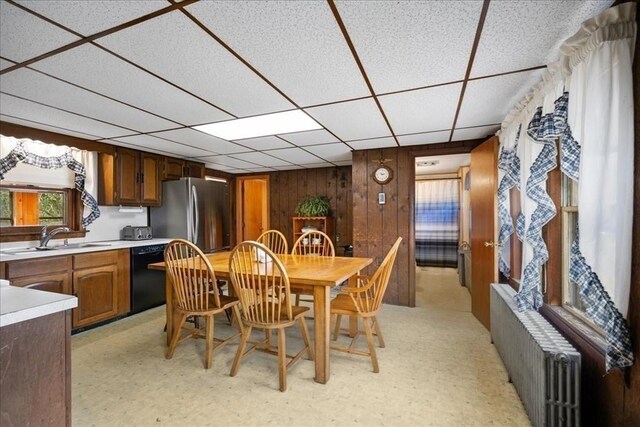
[292,230,335,257]
[257,229,289,255]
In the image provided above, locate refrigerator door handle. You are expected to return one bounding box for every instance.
[192,185,199,245]
[186,182,192,242]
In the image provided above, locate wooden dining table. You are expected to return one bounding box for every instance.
[149,251,372,384]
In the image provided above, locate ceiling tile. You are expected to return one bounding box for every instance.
[415,153,470,175]
[379,83,462,135]
[230,152,292,167]
[304,143,352,162]
[452,125,499,142]
[104,138,175,157]
[31,44,231,126]
[204,163,246,173]
[471,1,612,77]
[149,128,250,155]
[263,147,323,165]
[112,134,215,158]
[335,1,481,93]
[397,130,451,147]
[1,68,177,133]
[0,93,131,138]
[333,160,352,167]
[232,136,293,151]
[0,1,79,63]
[96,11,293,117]
[16,0,166,36]
[0,114,102,140]
[272,165,304,171]
[244,167,276,173]
[348,136,397,150]
[0,58,16,71]
[278,129,339,146]
[197,155,260,169]
[187,1,368,106]
[456,69,545,128]
[305,98,390,141]
[303,162,335,169]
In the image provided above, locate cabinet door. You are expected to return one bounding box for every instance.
[72,265,119,328]
[163,157,184,180]
[11,272,71,294]
[185,161,205,178]
[141,153,161,206]
[116,148,140,205]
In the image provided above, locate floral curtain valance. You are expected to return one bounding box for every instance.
[0,139,100,227]
[497,2,635,371]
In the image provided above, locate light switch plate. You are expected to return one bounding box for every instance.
[378,192,386,204]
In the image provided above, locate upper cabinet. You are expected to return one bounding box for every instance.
[162,157,205,180]
[98,148,161,206]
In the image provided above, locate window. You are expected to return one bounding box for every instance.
[0,184,83,242]
[560,173,604,333]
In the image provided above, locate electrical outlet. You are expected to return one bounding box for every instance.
[335,235,340,242]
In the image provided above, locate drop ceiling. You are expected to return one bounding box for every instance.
[0,0,613,174]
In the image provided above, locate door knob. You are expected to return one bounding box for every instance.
[484,241,502,248]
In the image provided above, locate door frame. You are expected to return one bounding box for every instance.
[407,142,484,307]
[235,175,270,243]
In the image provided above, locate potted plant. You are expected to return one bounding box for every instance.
[295,195,330,217]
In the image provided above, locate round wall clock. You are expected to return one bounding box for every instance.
[373,165,393,185]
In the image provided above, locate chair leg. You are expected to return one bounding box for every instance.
[204,315,214,369]
[277,328,287,392]
[231,325,251,377]
[372,316,385,348]
[332,314,342,341]
[299,316,314,360]
[295,293,301,306]
[363,317,379,373]
[265,329,272,347]
[232,305,243,334]
[166,313,187,360]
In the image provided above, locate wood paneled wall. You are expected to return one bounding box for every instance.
[266,167,352,254]
[350,139,483,307]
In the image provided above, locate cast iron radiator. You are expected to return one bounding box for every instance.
[490,284,581,427]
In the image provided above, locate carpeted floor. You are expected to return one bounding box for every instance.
[71,270,530,426]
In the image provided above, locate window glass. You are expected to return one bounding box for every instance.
[0,187,67,227]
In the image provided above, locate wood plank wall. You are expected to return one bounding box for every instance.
[266,167,352,255]
[350,139,483,307]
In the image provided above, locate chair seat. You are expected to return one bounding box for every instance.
[244,304,310,328]
[330,293,374,316]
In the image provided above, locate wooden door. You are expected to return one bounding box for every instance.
[140,153,161,206]
[240,178,268,241]
[470,136,499,330]
[72,264,118,328]
[116,148,140,205]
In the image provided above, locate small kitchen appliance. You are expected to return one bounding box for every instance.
[122,225,153,241]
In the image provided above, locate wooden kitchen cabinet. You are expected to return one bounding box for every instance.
[72,250,130,328]
[4,256,72,295]
[162,157,205,180]
[98,148,162,206]
[2,249,130,330]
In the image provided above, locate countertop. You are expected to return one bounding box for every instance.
[0,238,173,262]
[0,283,78,327]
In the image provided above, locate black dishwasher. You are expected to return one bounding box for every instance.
[130,244,167,314]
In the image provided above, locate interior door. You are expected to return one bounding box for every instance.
[241,179,267,241]
[470,136,499,330]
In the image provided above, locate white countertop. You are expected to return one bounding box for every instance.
[0,285,78,327]
[0,238,173,262]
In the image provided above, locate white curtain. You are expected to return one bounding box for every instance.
[497,2,635,370]
[566,37,634,318]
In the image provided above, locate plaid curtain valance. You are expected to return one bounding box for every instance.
[0,141,100,227]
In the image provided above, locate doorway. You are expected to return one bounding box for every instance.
[235,176,269,242]
[414,154,471,312]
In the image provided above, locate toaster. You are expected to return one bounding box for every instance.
[122,226,153,241]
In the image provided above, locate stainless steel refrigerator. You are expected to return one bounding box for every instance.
[150,177,230,252]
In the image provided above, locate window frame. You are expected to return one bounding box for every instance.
[0,184,86,243]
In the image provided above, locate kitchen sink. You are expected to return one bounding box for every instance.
[0,243,112,255]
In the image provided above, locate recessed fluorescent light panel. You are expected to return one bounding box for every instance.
[193,110,322,140]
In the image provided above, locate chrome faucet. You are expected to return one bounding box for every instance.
[39,225,71,248]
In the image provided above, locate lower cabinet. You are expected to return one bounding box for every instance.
[1,249,130,330]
